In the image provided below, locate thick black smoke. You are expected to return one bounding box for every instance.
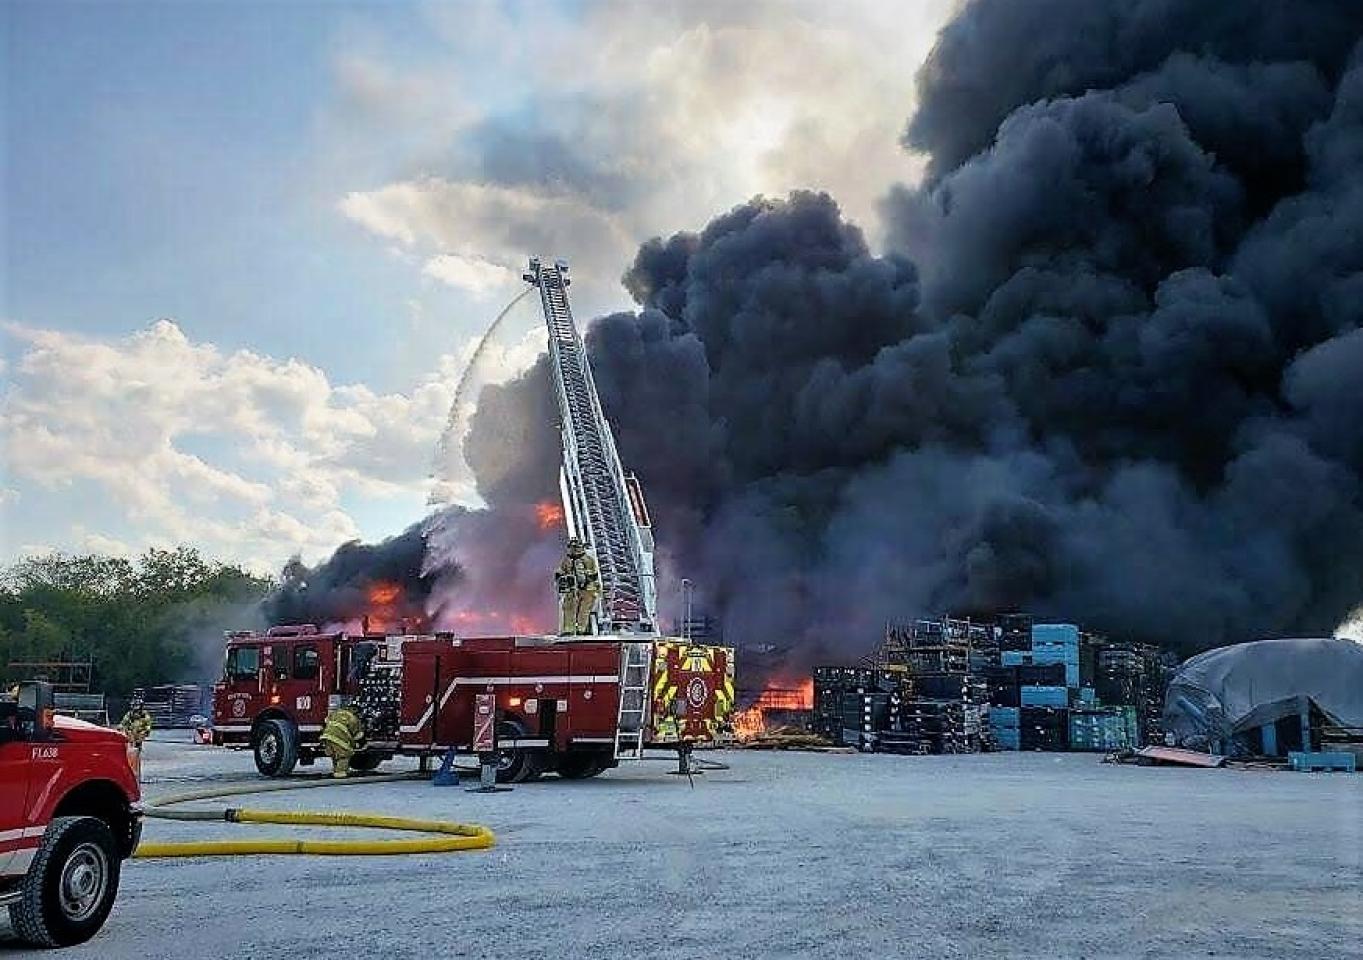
[264,520,441,629]
[291,2,1363,663]
[434,1,1363,661]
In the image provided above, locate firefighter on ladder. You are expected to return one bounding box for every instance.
[320,702,365,778]
[555,536,599,635]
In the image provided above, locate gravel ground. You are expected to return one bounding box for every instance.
[4,731,1360,959]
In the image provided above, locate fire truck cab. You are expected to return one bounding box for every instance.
[212,626,735,781]
[1,682,142,948]
[211,624,383,777]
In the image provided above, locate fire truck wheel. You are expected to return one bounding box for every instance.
[555,752,608,780]
[8,816,122,949]
[348,752,384,773]
[253,718,299,778]
[494,720,533,784]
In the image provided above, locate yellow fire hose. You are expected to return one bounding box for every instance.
[134,771,495,858]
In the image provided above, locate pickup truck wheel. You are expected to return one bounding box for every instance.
[9,816,121,949]
[253,719,299,778]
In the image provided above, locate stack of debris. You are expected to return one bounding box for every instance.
[141,684,211,728]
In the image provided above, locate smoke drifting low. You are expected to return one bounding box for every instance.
[276,1,1363,662]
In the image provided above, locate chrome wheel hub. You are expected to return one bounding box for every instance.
[59,843,109,922]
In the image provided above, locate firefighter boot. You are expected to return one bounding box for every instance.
[332,753,351,779]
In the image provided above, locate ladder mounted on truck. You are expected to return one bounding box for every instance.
[614,642,652,759]
[524,257,658,635]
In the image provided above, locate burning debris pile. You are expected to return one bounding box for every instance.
[731,679,814,740]
[270,2,1363,673]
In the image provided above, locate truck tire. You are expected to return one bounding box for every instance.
[348,752,384,773]
[253,718,299,778]
[9,816,122,949]
[556,752,608,780]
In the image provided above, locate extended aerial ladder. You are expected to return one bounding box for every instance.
[524,257,658,638]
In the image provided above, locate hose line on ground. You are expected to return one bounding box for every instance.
[134,772,495,858]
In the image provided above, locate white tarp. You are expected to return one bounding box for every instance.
[1163,637,1363,748]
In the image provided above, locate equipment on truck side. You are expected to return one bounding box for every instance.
[212,257,735,781]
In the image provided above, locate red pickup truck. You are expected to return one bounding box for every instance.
[1,682,142,948]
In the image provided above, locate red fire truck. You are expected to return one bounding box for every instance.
[215,258,739,781]
[212,626,735,780]
[2,682,142,948]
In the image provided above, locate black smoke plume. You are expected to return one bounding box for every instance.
[279,1,1363,665]
[263,520,442,629]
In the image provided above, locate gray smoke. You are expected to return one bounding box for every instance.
[311,2,1363,664]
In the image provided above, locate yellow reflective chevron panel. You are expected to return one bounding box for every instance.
[645,639,736,746]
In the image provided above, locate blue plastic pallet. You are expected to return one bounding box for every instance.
[1031,623,1080,647]
[1021,685,1068,708]
[1288,751,1356,772]
[989,707,1020,726]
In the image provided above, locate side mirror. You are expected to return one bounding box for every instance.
[18,681,56,738]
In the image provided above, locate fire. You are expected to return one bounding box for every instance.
[441,608,545,636]
[731,678,814,740]
[535,501,565,530]
[354,581,427,635]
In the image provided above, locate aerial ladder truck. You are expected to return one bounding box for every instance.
[213,258,735,781]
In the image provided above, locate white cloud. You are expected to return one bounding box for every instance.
[0,319,477,569]
[422,252,519,297]
[335,1,956,311]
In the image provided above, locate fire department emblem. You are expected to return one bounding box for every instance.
[686,677,709,708]
[231,699,246,718]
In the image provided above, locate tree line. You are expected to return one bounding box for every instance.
[0,547,272,696]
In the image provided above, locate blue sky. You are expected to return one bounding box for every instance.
[1,0,953,572]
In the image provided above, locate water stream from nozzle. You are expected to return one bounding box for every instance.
[429,285,536,506]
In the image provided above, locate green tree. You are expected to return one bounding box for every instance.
[0,547,272,695]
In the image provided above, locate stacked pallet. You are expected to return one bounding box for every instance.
[841,690,891,751]
[1069,706,1138,751]
[989,706,1021,750]
[996,613,1033,651]
[1020,706,1069,750]
[1093,641,1168,744]
[813,666,879,745]
[883,696,982,754]
[1029,623,1081,686]
[142,684,210,728]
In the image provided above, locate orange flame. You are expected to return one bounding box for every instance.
[732,678,813,740]
[356,581,428,634]
[535,501,565,530]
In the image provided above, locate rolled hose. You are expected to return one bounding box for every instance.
[134,772,495,858]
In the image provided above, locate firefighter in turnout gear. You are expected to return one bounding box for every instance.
[555,536,600,635]
[320,703,365,778]
[119,693,153,782]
